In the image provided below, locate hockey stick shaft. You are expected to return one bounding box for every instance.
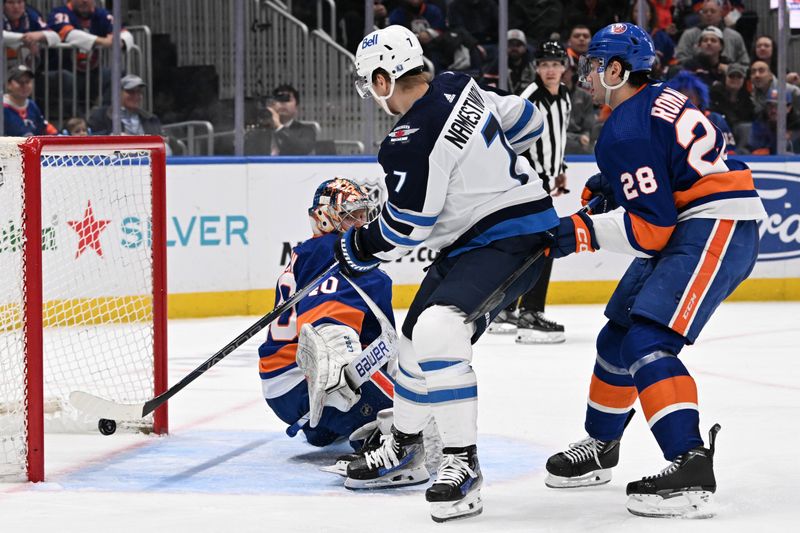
[464,196,602,325]
[72,262,342,420]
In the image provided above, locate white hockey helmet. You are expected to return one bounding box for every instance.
[354,25,424,115]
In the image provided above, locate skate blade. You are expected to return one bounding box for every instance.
[515,331,566,344]
[626,491,716,519]
[320,460,349,476]
[430,490,483,523]
[344,466,429,490]
[487,324,517,335]
[545,469,612,488]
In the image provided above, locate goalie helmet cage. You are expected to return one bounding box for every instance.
[0,136,168,483]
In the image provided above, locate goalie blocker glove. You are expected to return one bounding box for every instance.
[581,173,618,214]
[547,210,599,258]
[335,227,381,277]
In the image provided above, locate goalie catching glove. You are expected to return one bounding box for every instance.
[297,323,364,428]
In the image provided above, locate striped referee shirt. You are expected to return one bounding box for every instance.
[519,80,571,182]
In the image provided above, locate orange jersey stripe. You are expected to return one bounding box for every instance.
[58,24,75,40]
[638,375,698,422]
[297,301,365,333]
[589,375,638,409]
[370,371,394,398]
[673,169,755,210]
[670,219,734,335]
[628,212,675,252]
[259,343,298,374]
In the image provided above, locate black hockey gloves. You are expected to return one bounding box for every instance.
[581,173,618,214]
[335,227,381,277]
[547,211,599,258]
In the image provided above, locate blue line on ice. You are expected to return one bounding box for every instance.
[49,431,547,495]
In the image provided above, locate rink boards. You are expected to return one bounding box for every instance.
[3,155,794,318]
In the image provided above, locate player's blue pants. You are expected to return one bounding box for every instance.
[585,218,759,460]
[393,232,552,446]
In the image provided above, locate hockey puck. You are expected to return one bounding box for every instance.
[98,418,117,436]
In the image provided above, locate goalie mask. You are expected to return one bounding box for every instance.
[308,178,379,236]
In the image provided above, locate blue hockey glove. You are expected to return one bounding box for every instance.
[581,173,618,214]
[547,210,599,258]
[335,227,381,277]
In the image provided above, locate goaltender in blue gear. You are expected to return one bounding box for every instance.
[544,22,765,519]
[333,24,594,523]
[259,178,395,447]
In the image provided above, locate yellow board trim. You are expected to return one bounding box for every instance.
[166,277,800,319]
[2,278,797,328]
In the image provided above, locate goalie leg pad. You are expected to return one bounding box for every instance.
[296,323,362,428]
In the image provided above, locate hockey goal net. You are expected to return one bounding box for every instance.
[0,136,167,482]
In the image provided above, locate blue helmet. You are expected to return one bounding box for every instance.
[584,23,656,75]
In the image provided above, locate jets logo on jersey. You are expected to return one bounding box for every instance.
[387,125,420,142]
[611,23,627,34]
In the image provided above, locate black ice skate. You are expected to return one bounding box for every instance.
[626,424,721,519]
[426,445,483,523]
[320,423,384,476]
[515,311,565,344]
[545,410,635,488]
[486,308,518,335]
[344,426,429,489]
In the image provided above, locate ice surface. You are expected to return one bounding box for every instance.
[1,303,798,532]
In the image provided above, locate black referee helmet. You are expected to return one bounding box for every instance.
[534,41,567,65]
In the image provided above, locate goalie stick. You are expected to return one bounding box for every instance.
[287,273,398,437]
[463,195,603,325]
[70,261,343,422]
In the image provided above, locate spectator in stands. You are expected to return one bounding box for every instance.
[3,65,55,136]
[750,59,800,116]
[3,0,59,67]
[666,70,737,152]
[562,56,595,154]
[88,74,162,136]
[631,0,675,75]
[338,1,397,51]
[388,0,444,35]
[675,0,749,66]
[47,0,134,107]
[751,35,777,75]
[63,116,88,135]
[709,62,754,131]
[748,88,800,155]
[679,25,728,87]
[509,0,563,44]
[562,0,628,34]
[481,29,536,96]
[447,0,498,63]
[246,84,316,156]
[565,25,591,67]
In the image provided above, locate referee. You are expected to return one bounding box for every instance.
[487,41,571,344]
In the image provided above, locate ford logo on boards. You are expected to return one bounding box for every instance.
[754,170,800,262]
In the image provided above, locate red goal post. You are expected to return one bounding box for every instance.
[0,136,168,482]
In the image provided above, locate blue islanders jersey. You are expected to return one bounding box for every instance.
[592,83,766,257]
[258,233,395,429]
[359,71,559,262]
[48,3,115,71]
[4,99,51,137]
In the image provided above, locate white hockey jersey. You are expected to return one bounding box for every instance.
[360,72,559,261]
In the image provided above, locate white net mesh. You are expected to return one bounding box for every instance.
[0,139,161,481]
[0,141,28,480]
